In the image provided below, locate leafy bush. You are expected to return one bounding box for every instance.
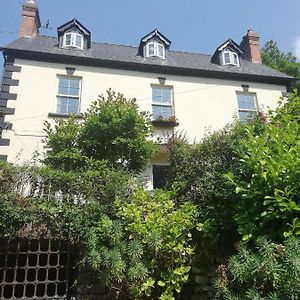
[0,161,132,239]
[166,125,244,243]
[215,236,300,300]
[85,189,199,299]
[227,93,300,241]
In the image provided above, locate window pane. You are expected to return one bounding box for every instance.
[161,88,172,103]
[238,111,249,124]
[152,105,161,118]
[245,95,256,109]
[161,106,172,117]
[75,34,83,48]
[58,86,69,95]
[58,78,80,96]
[152,88,162,103]
[152,87,172,104]
[57,96,69,114]
[65,34,71,46]
[69,87,80,96]
[238,110,256,124]
[224,52,231,64]
[152,104,172,118]
[148,43,155,56]
[59,78,68,88]
[57,97,79,114]
[237,95,247,109]
[157,44,164,58]
[233,53,239,65]
[67,99,79,113]
[69,79,80,89]
[237,94,256,110]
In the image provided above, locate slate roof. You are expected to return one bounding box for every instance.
[1,35,293,85]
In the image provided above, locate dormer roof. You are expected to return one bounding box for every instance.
[57,18,91,48]
[216,38,244,53]
[140,29,171,46]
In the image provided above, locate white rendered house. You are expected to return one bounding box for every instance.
[0,0,293,188]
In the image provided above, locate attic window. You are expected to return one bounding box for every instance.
[63,31,83,49]
[222,49,239,66]
[146,41,165,58]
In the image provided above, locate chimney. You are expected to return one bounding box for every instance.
[240,29,262,64]
[19,0,41,38]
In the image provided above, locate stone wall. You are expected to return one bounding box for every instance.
[181,244,235,300]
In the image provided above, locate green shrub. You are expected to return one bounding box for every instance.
[166,125,244,243]
[84,189,199,299]
[215,236,300,300]
[227,93,300,242]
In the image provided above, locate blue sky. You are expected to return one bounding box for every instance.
[1,0,300,69]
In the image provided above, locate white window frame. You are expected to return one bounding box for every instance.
[146,41,165,58]
[222,49,240,66]
[56,76,82,115]
[236,92,258,123]
[151,85,174,119]
[63,31,84,49]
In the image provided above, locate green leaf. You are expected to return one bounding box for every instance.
[158,280,166,287]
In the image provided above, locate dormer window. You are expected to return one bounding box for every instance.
[63,31,84,49]
[57,19,91,50]
[211,38,243,67]
[139,29,171,59]
[222,49,240,66]
[146,40,165,58]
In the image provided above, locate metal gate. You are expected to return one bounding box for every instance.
[0,239,76,299]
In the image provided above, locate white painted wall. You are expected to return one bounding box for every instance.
[1,59,286,166]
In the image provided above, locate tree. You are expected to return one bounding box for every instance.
[261,40,300,90]
[44,89,156,173]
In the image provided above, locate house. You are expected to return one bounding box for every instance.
[0,0,293,189]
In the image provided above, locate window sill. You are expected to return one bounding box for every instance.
[48,112,84,119]
[152,119,179,128]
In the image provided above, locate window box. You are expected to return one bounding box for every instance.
[152,116,179,127]
[48,112,83,119]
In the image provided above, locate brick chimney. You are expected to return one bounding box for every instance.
[19,0,41,38]
[240,29,262,64]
